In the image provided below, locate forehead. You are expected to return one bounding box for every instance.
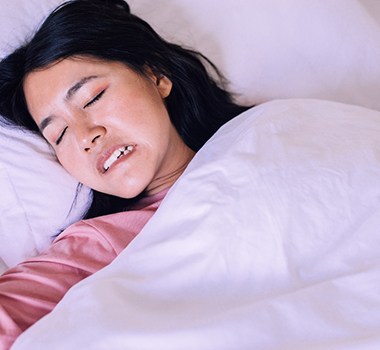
[24,57,119,90]
[23,57,132,119]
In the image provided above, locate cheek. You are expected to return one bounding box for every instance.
[55,151,81,178]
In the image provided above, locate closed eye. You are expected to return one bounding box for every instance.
[83,89,106,109]
[56,126,68,145]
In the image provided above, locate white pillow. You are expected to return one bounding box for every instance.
[128,0,380,110]
[0,0,64,57]
[0,124,90,269]
[1,0,380,271]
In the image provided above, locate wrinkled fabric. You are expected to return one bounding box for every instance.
[12,100,380,350]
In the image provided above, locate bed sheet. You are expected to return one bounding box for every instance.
[12,99,380,350]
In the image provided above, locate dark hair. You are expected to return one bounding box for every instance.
[0,0,251,219]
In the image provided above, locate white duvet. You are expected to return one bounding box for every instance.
[12,99,380,350]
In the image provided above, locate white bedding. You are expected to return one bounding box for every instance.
[1,0,380,272]
[12,99,380,349]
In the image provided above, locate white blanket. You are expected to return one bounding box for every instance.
[13,99,380,350]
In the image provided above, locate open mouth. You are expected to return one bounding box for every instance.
[103,145,134,172]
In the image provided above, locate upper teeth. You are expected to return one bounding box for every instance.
[103,145,134,171]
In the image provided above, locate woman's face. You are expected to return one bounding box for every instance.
[24,57,194,198]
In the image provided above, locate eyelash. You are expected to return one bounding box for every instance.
[55,126,68,145]
[55,89,106,145]
[83,89,106,109]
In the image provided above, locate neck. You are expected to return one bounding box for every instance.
[145,148,195,196]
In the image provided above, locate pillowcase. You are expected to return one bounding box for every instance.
[0,0,63,57]
[1,0,380,271]
[130,0,380,110]
[0,123,90,270]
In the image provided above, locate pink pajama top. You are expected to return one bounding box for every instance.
[0,189,167,350]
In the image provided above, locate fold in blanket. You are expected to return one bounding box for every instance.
[12,99,380,350]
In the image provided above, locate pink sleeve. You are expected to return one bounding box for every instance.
[0,222,119,349]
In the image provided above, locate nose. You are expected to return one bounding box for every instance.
[76,124,106,152]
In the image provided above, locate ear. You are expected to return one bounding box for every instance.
[155,74,172,99]
[144,66,172,98]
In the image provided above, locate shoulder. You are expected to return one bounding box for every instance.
[55,189,167,255]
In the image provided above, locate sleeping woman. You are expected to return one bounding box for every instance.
[0,0,250,347]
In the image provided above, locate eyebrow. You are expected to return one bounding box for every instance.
[38,116,53,133]
[65,75,99,101]
[38,75,99,133]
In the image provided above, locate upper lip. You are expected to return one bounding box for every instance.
[96,144,134,174]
